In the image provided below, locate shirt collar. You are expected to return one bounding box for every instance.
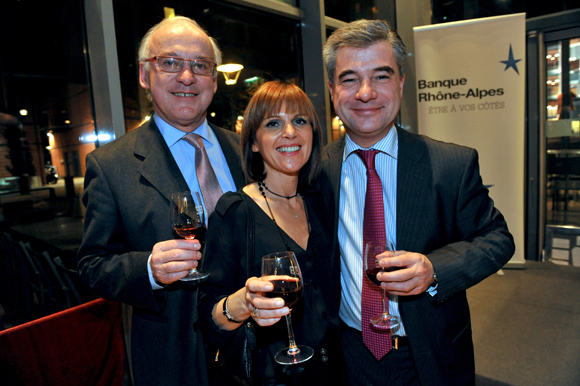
[342,125,399,162]
[154,114,211,148]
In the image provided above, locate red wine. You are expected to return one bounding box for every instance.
[174,224,206,242]
[366,266,401,286]
[264,279,303,308]
[366,267,383,286]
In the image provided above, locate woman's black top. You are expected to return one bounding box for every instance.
[199,190,345,386]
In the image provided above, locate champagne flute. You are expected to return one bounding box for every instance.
[261,251,314,365]
[364,241,401,329]
[170,191,209,281]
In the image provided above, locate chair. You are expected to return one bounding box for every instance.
[0,233,47,318]
[20,241,74,312]
[0,232,35,324]
[53,255,83,305]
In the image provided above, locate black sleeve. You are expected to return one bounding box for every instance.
[198,192,247,347]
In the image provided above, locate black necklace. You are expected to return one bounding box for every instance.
[258,181,298,200]
[258,182,309,252]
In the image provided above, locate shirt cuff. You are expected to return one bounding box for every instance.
[427,282,438,297]
[148,254,165,290]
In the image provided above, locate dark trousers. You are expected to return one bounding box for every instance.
[341,324,421,386]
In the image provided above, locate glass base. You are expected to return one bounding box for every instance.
[370,314,401,330]
[274,345,314,365]
[179,269,210,282]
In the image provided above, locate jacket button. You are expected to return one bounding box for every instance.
[321,356,328,362]
[320,348,327,355]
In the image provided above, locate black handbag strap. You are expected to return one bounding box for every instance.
[241,193,255,278]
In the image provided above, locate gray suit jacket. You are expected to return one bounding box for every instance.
[318,126,515,386]
[77,120,244,386]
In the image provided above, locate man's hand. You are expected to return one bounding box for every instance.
[150,239,202,285]
[377,250,435,296]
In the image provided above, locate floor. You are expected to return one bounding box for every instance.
[1,177,85,253]
[469,262,580,386]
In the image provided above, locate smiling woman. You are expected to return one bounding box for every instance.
[198,80,347,385]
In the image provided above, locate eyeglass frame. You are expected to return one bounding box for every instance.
[143,55,217,76]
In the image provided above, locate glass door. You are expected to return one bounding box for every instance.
[544,36,580,266]
[545,38,580,226]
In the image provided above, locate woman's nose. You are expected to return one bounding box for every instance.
[283,122,296,137]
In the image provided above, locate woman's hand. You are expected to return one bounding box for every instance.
[244,277,290,326]
[212,277,290,330]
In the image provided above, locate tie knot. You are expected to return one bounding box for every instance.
[183,132,204,150]
[355,149,380,171]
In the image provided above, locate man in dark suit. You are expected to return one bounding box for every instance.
[77,17,244,386]
[318,19,515,385]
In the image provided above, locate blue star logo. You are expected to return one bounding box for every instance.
[500,44,522,75]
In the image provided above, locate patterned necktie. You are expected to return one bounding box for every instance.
[355,149,392,361]
[182,133,223,216]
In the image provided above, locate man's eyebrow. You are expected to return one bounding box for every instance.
[160,52,212,61]
[375,66,395,74]
[337,69,356,79]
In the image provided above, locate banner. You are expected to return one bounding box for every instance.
[414,14,526,267]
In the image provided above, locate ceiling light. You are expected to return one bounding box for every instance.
[217,63,244,85]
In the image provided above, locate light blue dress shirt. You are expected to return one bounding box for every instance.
[154,114,237,211]
[148,114,237,289]
[338,127,407,336]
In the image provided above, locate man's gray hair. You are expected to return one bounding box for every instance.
[138,16,222,76]
[323,19,407,83]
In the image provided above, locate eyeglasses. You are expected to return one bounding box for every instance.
[144,56,216,76]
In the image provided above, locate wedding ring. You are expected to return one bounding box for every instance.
[251,307,260,319]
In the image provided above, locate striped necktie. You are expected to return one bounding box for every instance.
[182,133,223,216]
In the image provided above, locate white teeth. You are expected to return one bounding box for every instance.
[173,92,196,97]
[277,146,300,153]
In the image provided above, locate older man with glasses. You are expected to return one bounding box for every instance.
[77,16,245,386]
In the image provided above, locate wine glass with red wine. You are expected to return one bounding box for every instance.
[364,241,401,329]
[261,251,314,365]
[170,191,209,282]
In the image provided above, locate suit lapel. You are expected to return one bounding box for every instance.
[134,120,189,202]
[322,137,346,260]
[396,127,430,252]
[324,137,346,215]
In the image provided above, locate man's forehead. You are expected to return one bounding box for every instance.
[336,42,393,62]
[335,42,397,74]
[151,24,213,56]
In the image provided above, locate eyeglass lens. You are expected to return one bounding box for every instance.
[157,56,214,75]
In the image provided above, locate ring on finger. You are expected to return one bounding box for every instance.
[252,307,260,319]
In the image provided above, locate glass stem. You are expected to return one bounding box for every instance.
[284,314,300,355]
[381,289,389,317]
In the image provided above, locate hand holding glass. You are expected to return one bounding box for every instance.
[261,251,313,365]
[364,241,401,329]
[170,191,209,281]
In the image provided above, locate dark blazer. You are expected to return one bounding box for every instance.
[77,120,244,386]
[318,126,515,386]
